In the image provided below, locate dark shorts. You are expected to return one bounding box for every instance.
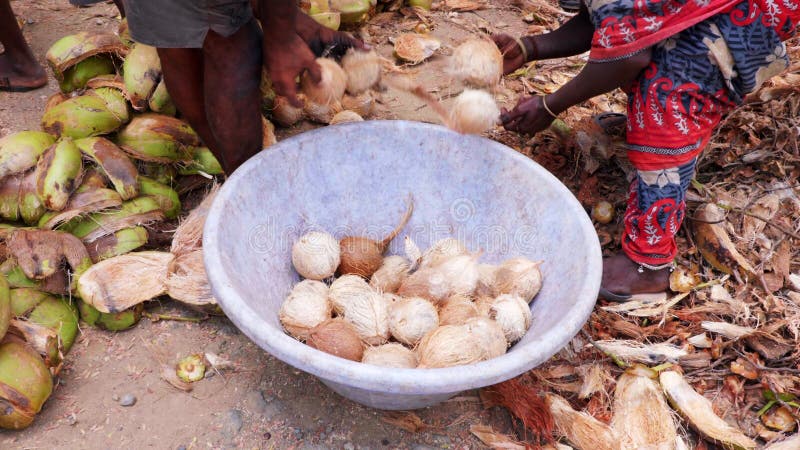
[123,0,253,48]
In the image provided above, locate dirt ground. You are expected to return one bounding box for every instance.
[0,1,550,449]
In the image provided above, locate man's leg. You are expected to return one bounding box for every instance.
[157,48,223,165]
[202,18,263,173]
[0,0,47,91]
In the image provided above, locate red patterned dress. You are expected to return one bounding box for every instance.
[584,0,800,267]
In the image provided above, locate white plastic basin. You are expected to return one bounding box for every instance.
[204,120,601,410]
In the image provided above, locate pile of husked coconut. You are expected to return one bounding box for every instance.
[280,226,543,369]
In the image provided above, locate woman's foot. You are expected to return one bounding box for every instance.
[600,253,670,300]
[0,53,48,92]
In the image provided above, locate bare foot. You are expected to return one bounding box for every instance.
[601,253,669,296]
[0,53,48,92]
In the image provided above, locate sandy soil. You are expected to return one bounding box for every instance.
[0,0,546,448]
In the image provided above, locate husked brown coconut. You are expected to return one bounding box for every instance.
[338,199,413,278]
[307,319,364,361]
[389,297,439,346]
[397,253,479,303]
[419,238,469,268]
[329,275,389,345]
[341,49,381,95]
[465,316,507,358]
[329,110,364,125]
[301,58,347,105]
[271,96,304,127]
[475,263,498,297]
[279,280,332,340]
[291,231,340,280]
[369,255,410,293]
[488,294,532,343]
[449,39,503,88]
[416,324,489,368]
[362,343,417,368]
[438,294,479,326]
[448,90,500,135]
[494,257,543,302]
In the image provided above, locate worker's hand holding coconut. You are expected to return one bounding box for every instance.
[294,10,369,58]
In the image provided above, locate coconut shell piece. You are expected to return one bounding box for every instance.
[393,33,441,64]
[37,187,123,230]
[77,251,174,313]
[75,137,139,200]
[7,229,92,282]
[45,32,127,81]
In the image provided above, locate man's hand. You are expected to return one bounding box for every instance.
[500,96,555,135]
[492,34,527,75]
[263,33,321,107]
[295,12,368,58]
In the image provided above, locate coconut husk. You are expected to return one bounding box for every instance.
[611,368,677,450]
[77,251,174,313]
[481,378,554,444]
[165,249,216,307]
[7,229,92,281]
[545,393,622,450]
[170,185,219,256]
[393,33,441,64]
[438,294,479,326]
[262,116,277,148]
[85,226,149,263]
[659,371,758,450]
[77,206,164,244]
[591,339,688,364]
[469,424,527,450]
[764,434,800,450]
[85,74,126,92]
[8,319,63,374]
[39,187,122,230]
[701,321,756,340]
[361,343,417,368]
[45,32,128,79]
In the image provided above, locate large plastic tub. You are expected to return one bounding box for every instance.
[204,120,601,410]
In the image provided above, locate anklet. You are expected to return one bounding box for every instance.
[637,262,675,273]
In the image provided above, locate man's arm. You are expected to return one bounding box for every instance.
[525,4,594,60]
[258,0,321,106]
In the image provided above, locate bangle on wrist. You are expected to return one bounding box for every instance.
[540,95,558,119]
[513,36,537,62]
[512,36,528,63]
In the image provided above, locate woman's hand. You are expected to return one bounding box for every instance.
[500,95,555,135]
[295,12,368,58]
[491,34,527,75]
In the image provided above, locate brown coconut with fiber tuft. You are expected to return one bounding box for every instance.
[306,318,364,361]
[338,198,413,278]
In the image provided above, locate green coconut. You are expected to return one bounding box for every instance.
[0,131,55,180]
[77,299,143,331]
[59,56,116,93]
[0,339,53,430]
[0,276,9,341]
[10,289,79,353]
[137,177,180,219]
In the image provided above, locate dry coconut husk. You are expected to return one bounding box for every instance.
[38,187,122,230]
[494,257,543,303]
[394,33,441,64]
[449,39,503,88]
[764,434,800,450]
[262,116,277,148]
[77,251,174,313]
[329,275,389,345]
[7,229,92,281]
[419,238,469,268]
[660,371,758,450]
[416,324,489,368]
[307,318,364,361]
[438,294,479,326]
[369,255,410,294]
[611,366,677,450]
[488,294,531,343]
[170,184,218,256]
[465,316,507,358]
[389,297,439,346]
[329,110,364,125]
[279,279,331,341]
[165,249,216,307]
[341,49,381,95]
[301,58,347,105]
[545,393,622,450]
[361,343,417,368]
[397,253,479,303]
[291,231,340,280]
